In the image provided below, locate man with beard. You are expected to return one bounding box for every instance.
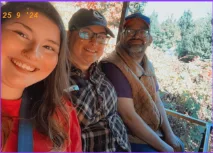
[101,13,184,152]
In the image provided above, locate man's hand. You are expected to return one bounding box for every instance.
[161,143,174,152]
[164,133,184,152]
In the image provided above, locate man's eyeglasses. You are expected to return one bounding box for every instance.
[74,27,110,45]
[124,29,150,38]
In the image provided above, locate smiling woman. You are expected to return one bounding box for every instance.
[1,2,82,152]
[2,12,60,91]
[67,8,130,152]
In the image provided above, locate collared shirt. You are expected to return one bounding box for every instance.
[69,63,130,152]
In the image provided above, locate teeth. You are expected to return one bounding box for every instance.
[86,48,96,53]
[12,59,35,72]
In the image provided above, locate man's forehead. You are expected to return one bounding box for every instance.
[124,18,149,29]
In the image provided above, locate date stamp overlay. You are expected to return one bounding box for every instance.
[2,12,39,19]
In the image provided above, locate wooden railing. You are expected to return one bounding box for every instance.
[165,108,213,152]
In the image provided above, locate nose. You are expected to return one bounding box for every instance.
[21,43,42,60]
[90,35,98,46]
[133,30,141,39]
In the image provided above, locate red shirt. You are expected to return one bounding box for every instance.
[1,98,82,152]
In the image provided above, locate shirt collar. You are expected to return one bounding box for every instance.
[70,62,98,78]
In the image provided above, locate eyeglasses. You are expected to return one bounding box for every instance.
[78,28,110,45]
[124,29,150,38]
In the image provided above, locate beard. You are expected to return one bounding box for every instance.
[125,44,146,58]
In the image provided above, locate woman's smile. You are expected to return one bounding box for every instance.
[84,47,97,53]
[11,58,37,72]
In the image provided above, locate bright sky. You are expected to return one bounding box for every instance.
[144,2,212,23]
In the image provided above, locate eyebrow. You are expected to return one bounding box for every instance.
[12,22,60,47]
[47,39,60,47]
[13,22,33,32]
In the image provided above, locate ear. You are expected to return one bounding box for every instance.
[148,35,153,45]
[119,29,124,41]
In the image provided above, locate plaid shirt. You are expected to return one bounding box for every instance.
[69,63,130,152]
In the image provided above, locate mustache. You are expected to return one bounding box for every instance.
[128,38,146,44]
[129,38,143,41]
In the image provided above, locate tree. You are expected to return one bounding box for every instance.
[160,15,181,51]
[192,13,212,60]
[176,10,195,61]
[149,11,162,49]
[177,10,212,61]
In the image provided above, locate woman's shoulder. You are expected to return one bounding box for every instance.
[52,98,82,152]
[62,98,80,124]
[54,97,80,134]
[62,99,82,152]
[53,97,77,123]
[1,98,22,117]
[64,99,78,116]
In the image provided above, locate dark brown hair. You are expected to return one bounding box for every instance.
[1,2,71,151]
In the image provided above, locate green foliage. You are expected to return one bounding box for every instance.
[176,10,212,61]
[128,2,147,14]
[192,13,212,59]
[150,9,212,61]
[182,91,200,118]
[150,13,181,51]
[160,16,181,51]
[149,11,162,48]
[176,10,195,59]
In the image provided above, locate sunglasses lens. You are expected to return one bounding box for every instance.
[125,29,135,36]
[79,28,109,45]
[125,29,149,38]
[79,29,93,40]
[96,34,109,44]
[79,31,90,39]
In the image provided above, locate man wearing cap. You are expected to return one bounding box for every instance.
[101,13,184,152]
[67,8,130,152]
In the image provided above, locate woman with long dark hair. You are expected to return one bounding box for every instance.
[1,2,82,151]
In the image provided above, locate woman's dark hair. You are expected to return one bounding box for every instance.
[1,2,71,151]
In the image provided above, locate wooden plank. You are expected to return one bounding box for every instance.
[166,109,212,152]
[116,2,129,43]
[203,123,213,152]
[165,108,207,126]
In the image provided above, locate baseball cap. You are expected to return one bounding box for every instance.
[68,8,115,38]
[124,13,150,28]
